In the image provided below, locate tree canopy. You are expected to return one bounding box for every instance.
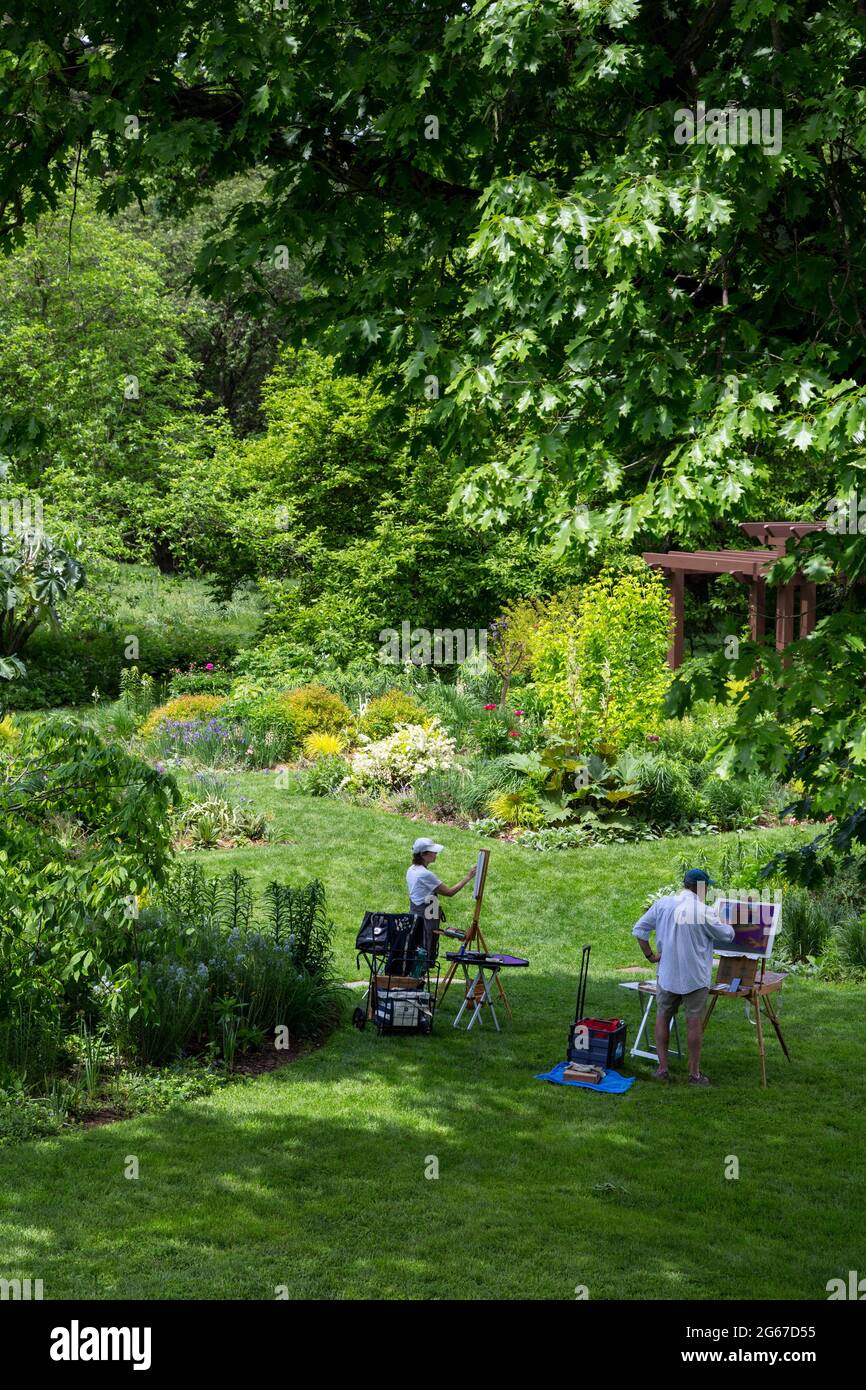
[1,2,864,543]
[2,1,866,877]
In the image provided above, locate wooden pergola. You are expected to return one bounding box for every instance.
[644,522,824,669]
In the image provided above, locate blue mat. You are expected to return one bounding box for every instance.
[536,1061,635,1093]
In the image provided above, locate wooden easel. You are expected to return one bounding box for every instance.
[437,849,511,1018]
[702,955,791,1088]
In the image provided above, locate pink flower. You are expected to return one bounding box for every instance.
[514,710,524,717]
[484,703,497,711]
[646,734,660,743]
[508,729,520,738]
[205,663,215,671]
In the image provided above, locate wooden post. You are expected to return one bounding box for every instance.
[775,580,795,656]
[799,580,817,638]
[749,578,766,643]
[667,569,685,669]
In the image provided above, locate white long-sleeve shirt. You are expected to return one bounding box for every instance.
[632,890,735,993]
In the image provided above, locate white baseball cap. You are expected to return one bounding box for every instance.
[413,837,444,855]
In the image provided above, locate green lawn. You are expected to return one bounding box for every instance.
[1,784,862,1300]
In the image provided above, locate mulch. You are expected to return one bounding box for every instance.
[78,1037,311,1129]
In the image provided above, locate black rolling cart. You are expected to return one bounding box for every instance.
[353,911,441,1036]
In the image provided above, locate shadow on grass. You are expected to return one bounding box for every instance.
[0,970,863,1300]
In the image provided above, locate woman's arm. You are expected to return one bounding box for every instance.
[436,867,477,898]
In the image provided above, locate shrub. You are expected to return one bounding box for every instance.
[779,890,834,962]
[0,715,18,745]
[1,625,244,710]
[302,753,349,796]
[303,731,345,760]
[359,688,429,740]
[141,695,226,737]
[471,706,524,756]
[348,721,456,791]
[241,697,299,761]
[532,569,672,752]
[838,915,866,970]
[168,666,234,697]
[488,598,544,702]
[630,750,701,824]
[699,771,778,828]
[487,788,545,828]
[285,683,355,740]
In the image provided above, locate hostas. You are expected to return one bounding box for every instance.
[175,796,268,847]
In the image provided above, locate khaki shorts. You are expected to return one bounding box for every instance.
[656,985,708,1020]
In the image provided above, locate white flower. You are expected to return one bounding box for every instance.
[347,721,456,790]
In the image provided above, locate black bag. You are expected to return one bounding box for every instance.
[355,912,430,968]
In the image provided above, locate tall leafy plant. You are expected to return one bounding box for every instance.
[532,569,672,752]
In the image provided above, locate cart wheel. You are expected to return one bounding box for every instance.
[352,1007,366,1031]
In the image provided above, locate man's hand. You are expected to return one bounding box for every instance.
[648,951,661,964]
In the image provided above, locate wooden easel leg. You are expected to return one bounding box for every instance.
[763,996,791,1062]
[754,993,767,1087]
[701,994,719,1034]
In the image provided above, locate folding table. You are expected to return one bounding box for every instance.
[446,950,529,1031]
[618,980,682,1062]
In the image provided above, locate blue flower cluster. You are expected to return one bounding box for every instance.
[160,718,235,748]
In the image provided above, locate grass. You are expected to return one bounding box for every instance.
[0,784,862,1300]
[108,562,262,645]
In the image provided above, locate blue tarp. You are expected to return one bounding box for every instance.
[536,1061,636,1093]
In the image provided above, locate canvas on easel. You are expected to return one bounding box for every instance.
[703,896,790,1087]
[437,848,511,1017]
[473,848,488,901]
[715,897,781,962]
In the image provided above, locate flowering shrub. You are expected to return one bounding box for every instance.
[348,720,457,790]
[141,694,226,737]
[472,705,527,756]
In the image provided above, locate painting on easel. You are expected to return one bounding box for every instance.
[473,848,489,900]
[715,897,781,958]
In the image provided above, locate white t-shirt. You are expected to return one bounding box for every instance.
[407,864,441,915]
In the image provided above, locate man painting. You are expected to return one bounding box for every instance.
[632,869,735,1085]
